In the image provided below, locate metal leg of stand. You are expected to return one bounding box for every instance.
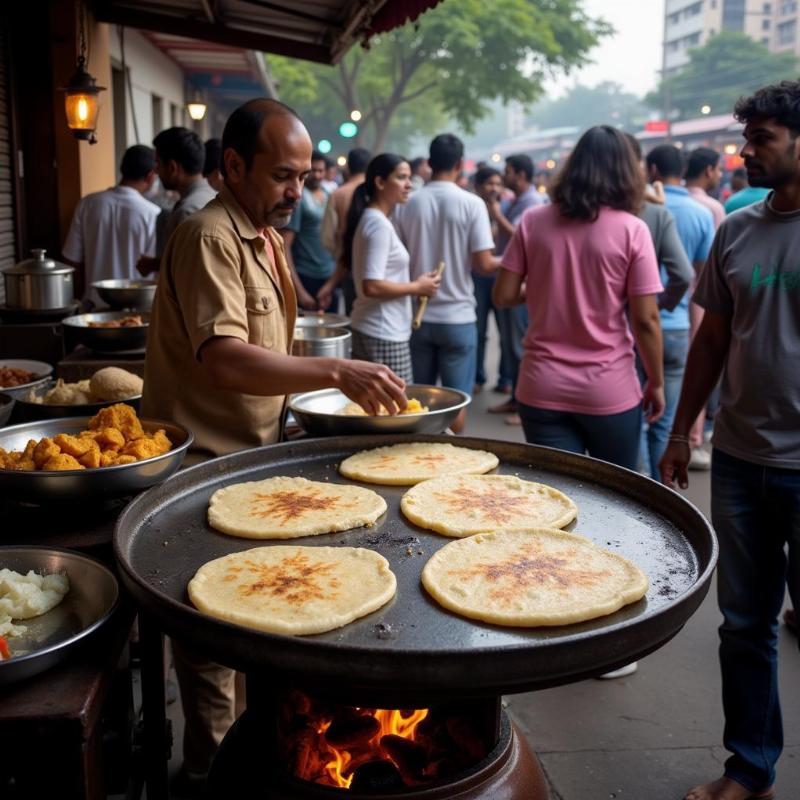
[140,612,170,800]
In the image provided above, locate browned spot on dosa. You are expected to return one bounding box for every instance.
[450,544,610,606]
[249,489,352,522]
[411,453,447,469]
[233,554,340,604]
[434,485,537,525]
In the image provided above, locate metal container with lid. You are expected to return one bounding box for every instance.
[2,249,75,310]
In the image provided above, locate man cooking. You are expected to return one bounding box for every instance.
[142,98,407,790]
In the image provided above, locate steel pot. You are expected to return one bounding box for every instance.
[3,249,75,310]
[292,325,351,358]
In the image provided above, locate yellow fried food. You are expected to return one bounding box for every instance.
[42,454,84,471]
[89,404,144,441]
[0,405,173,471]
[33,438,61,469]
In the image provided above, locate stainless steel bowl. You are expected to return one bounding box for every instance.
[1,379,141,422]
[0,394,14,428]
[0,547,119,684]
[0,359,54,392]
[292,325,351,358]
[295,312,350,329]
[61,310,149,354]
[288,384,470,436]
[0,417,193,503]
[91,279,157,311]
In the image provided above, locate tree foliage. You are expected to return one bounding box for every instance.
[646,31,798,120]
[268,0,610,152]
[530,81,654,131]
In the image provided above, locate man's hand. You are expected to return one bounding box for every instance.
[413,270,442,298]
[137,255,159,277]
[316,282,334,311]
[337,360,407,416]
[659,439,690,489]
[297,285,319,310]
[488,199,503,220]
[642,381,665,423]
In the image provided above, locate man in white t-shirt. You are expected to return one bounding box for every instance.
[396,134,496,432]
[62,145,160,306]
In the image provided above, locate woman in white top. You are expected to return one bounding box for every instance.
[343,154,441,381]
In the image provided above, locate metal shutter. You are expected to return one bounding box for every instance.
[0,27,16,304]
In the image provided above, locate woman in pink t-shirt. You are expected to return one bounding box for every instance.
[493,126,665,470]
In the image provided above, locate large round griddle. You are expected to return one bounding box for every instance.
[114,435,716,701]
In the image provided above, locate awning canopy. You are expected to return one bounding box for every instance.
[90,0,443,65]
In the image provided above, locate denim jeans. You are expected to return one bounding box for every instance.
[639,328,689,478]
[518,402,643,470]
[410,321,477,397]
[712,449,800,791]
[472,274,511,387]
[496,304,528,396]
[298,273,340,314]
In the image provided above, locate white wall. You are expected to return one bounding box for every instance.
[108,28,185,147]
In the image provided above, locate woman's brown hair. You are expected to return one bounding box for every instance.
[550,125,644,221]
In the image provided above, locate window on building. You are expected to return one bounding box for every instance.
[722,0,746,30]
[151,95,163,135]
[779,0,797,13]
[777,18,797,43]
[685,1,703,17]
[763,18,771,28]
[763,2,772,12]
[170,102,179,127]
[686,31,702,46]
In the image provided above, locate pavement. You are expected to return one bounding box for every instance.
[156,318,800,800]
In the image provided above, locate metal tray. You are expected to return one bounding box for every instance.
[1,378,141,422]
[91,279,156,311]
[114,435,716,701]
[0,417,193,503]
[289,385,470,436]
[61,311,149,353]
[0,547,119,684]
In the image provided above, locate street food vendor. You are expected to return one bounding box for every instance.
[141,98,407,789]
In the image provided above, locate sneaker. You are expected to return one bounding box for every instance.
[597,662,638,679]
[689,448,711,470]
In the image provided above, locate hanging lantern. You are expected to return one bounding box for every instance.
[59,4,105,143]
[187,101,208,121]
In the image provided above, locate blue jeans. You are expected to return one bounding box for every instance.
[497,304,528,396]
[518,402,643,471]
[639,328,689,477]
[298,273,340,314]
[711,449,800,792]
[473,274,512,387]
[410,322,477,396]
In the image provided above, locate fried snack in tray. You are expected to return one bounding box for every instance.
[0,403,172,471]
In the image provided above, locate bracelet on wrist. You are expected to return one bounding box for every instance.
[668,433,690,445]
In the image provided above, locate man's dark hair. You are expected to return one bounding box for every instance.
[506,154,534,181]
[410,156,427,174]
[624,132,643,162]
[347,147,371,175]
[551,125,644,221]
[203,138,222,178]
[734,80,800,135]
[685,147,720,180]
[311,150,326,164]
[220,98,302,178]
[732,167,748,180]
[152,127,205,175]
[120,145,155,180]
[474,166,501,186]
[645,144,684,180]
[429,134,463,173]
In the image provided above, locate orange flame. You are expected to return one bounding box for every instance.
[320,708,430,789]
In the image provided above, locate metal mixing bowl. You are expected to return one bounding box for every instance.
[91,279,157,311]
[61,310,149,353]
[0,417,193,503]
[288,384,470,436]
[1,379,141,422]
[0,547,119,684]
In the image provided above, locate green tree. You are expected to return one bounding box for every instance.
[530,81,654,131]
[646,31,798,120]
[269,0,610,152]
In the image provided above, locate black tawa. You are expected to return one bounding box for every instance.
[114,435,717,705]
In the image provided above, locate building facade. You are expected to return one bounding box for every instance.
[664,0,800,75]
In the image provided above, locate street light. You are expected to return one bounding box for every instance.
[490,152,501,163]
[318,139,332,154]
[336,155,347,167]
[545,159,556,170]
[350,109,362,122]
[187,101,207,121]
[339,121,358,138]
[700,104,711,115]
[724,143,738,155]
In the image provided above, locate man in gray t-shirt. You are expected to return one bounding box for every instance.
[660,81,800,800]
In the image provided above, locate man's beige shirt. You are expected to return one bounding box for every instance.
[142,184,297,456]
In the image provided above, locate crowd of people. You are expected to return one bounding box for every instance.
[59,80,800,800]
